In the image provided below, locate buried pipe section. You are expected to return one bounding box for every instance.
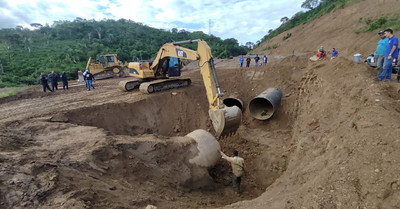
[248,88,283,120]
[223,96,244,111]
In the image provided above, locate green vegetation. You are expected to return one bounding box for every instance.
[258,0,364,46]
[356,14,400,33]
[283,33,292,40]
[0,19,250,87]
[0,90,18,98]
[263,44,279,50]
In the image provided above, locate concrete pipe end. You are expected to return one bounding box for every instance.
[186,129,221,168]
[223,97,243,111]
[249,98,274,120]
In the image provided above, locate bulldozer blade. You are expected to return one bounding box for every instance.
[209,105,242,137]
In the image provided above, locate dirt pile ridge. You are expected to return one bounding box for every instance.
[1,0,400,208]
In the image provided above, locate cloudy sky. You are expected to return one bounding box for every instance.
[0,0,305,44]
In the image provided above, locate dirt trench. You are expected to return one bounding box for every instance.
[0,60,295,208]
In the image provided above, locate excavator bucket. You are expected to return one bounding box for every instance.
[209,105,242,137]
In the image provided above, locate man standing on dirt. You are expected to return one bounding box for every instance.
[220,150,244,193]
[40,72,52,92]
[254,54,260,67]
[85,71,96,91]
[246,56,251,68]
[60,71,69,90]
[239,56,244,68]
[376,29,398,82]
[375,30,388,76]
[262,55,268,66]
[48,70,58,91]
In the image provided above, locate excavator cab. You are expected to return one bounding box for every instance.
[160,57,181,77]
[99,55,118,68]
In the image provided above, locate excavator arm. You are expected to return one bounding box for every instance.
[152,39,242,136]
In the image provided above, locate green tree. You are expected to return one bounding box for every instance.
[280,17,289,23]
[0,18,249,87]
[301,0,320,9]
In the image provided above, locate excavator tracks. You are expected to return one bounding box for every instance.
[118,79,142,92]
[139,78,191,94]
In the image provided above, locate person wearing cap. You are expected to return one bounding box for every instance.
[376,29,398,82]
[375,30,388,76]
[318,46,326,59]
[220,150,245,192]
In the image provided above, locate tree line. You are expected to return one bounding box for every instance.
[0,19,250,87]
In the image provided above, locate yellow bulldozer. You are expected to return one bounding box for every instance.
[85,54,125,80]
[118,39,242,137]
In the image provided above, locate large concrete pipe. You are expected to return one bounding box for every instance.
[182,129,221,188]
[223,97,243,111]
[248,88,283,120]
[186,129,221,167]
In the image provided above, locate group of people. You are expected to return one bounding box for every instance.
[40,69,97,92]
[373,29,399,82]
[239,54,268,68]
[40,71,69,92]
[317,46,339,59]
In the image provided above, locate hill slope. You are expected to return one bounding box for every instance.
[253,0,400,59]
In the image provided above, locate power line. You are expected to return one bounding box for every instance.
[208,19,212,35]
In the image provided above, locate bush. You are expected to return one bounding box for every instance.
[367,17,387,31]
[283,33,292,40]
[263,44,279,50]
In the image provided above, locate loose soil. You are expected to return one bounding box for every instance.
[1,0,400,208]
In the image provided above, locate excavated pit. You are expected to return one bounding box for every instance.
[45,86,291,208]
[63,91,211,136]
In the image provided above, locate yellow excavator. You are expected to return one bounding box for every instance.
[119,39,242,137]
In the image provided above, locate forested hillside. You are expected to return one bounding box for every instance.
[0,19,249,87]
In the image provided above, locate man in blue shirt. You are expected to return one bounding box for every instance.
[376,29,398,81]
[331,48,339,59]
[239,56,244,68]
[375,30,388,76]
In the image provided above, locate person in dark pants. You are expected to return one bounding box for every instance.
[254,54,260,67]
[48,70,58,91]
[220,150,245,193]
[85,71,96,91]
[60,71,69,89]
[40,72,52,92]
[246,56,251,68]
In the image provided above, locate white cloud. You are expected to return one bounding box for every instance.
[0,0,305,44]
